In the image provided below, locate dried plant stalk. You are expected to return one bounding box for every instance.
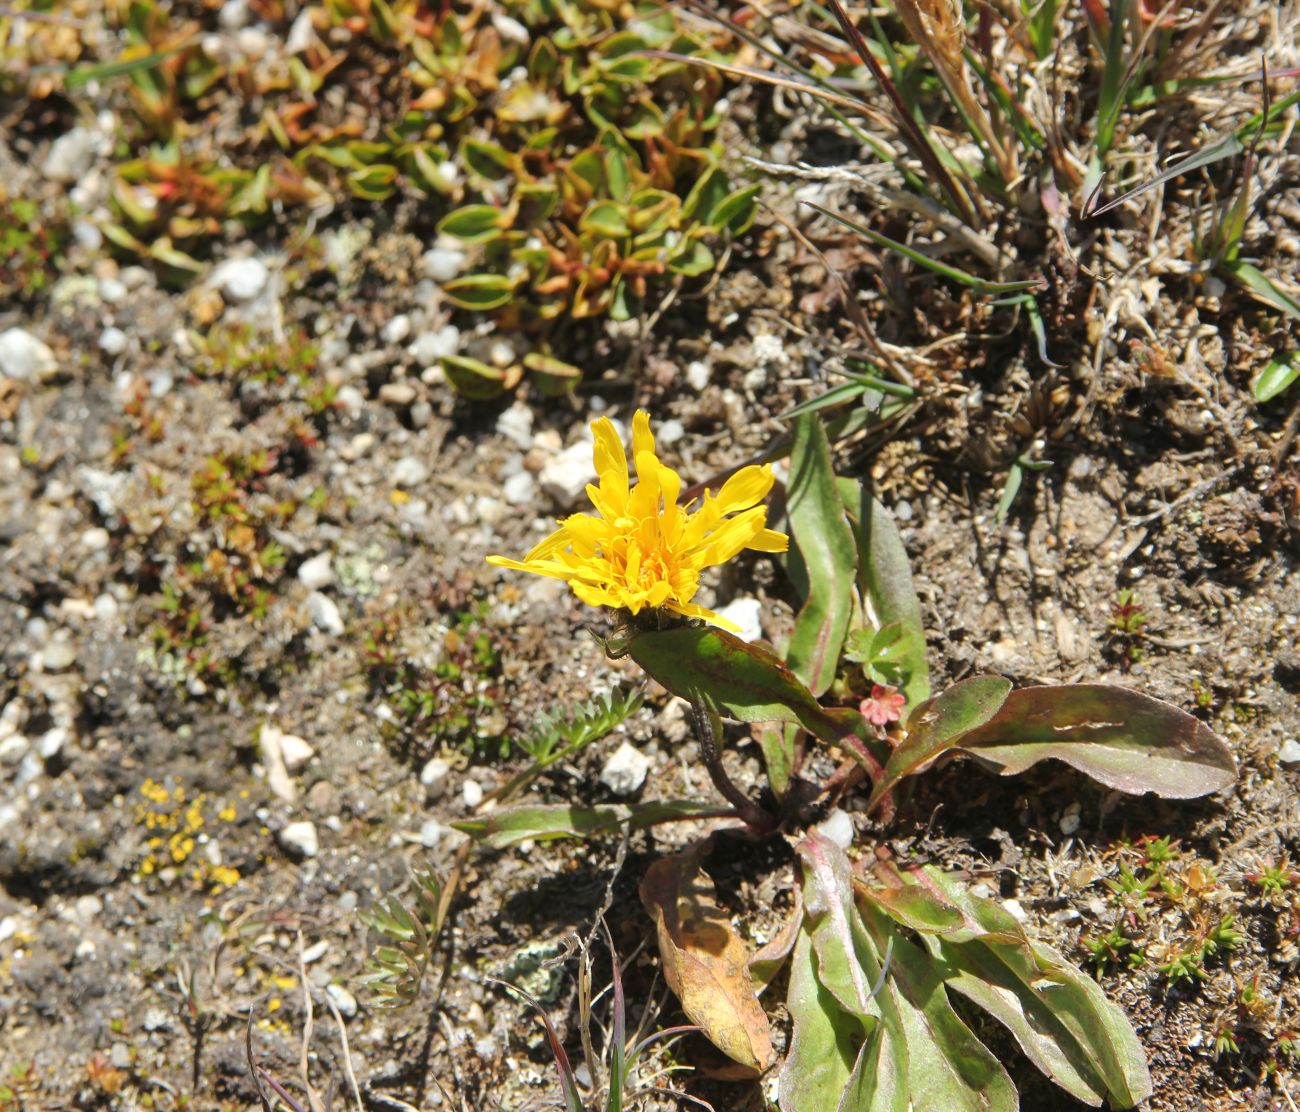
[893,0,1017,185]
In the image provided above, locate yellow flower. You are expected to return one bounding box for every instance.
[487,411,788,630]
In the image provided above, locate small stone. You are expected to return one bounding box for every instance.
[0,328,58,382]
[420,756,452,796]
[142,1007,171,1033]
[72,220,102,251]
[94,593,119,622]
[462,779,484,808]
[503,471,538,506]
[110,1043,131,1070]
[491,11,529,42]
[81,527,110,552]
[894,500,913,523]
[279,821,319,858]
[36,727,68,760]
[41,640,77,672]
[0,735,29,765]
[392,455,430,487]
[410,399,433,429]
[212,257,268,302]
[259,724,297,804]
[656,418,685,446]
[99,327,127,356]
[1058,801,1082,836]
[600,741,650,796]
[44,127,97,183]
[326,983,358,1019]
[307,592,344,636]
[423,246,466,282]
[685,360,710,391]
[539,442,596,506]
[419,818,445,848]
[1278,739,1300,766]
[73,894,102,922]
[382,314,411,344]
[218,0,250,28]
[379,382,417,407]
[411,325,460,365]
[301,940,329,964]
[297,552,333,591]
[1001,899,1028,923]
[713,598,763,643]
[99,277,128,304]
[488,339,516,368]
[496,402,534,449]
[304,780,338,814]
[279,733,314,772]
[815,808,854,850]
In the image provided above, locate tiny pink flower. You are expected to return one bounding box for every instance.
[860,684,906,727]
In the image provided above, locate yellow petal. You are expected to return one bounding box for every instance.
[632,410,655,463]
[664,598,741,632]
[715,465,775,515]
[591,417,628,495]
[692,506,768,567]
[485,555,574,582]
[747,527,789,553]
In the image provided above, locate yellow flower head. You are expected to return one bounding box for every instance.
[487,411,788,631]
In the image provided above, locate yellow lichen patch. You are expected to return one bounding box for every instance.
[131,779,243,892]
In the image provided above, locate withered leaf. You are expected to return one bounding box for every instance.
[640,847,776,1074]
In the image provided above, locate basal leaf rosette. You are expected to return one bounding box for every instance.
[487,411,788,630]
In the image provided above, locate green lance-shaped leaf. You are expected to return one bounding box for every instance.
[956,684,1236,798]
[915,868,1153,1108]
[857,900,1018,1112]
[626,626,883,770]
[1255,353,1300,402]
[866,675,1012,810]
[453,800,729,849]
[786,413,857,697]
[840,481,931,716]
[778,927,860,1112]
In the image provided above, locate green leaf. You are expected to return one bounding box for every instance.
[785,414,857,696]
[626,626,880,762]
[708,184,760,234]
[1224,260,1300,320]
[437,204,507,243]
[856,881,970,939]
[806,203,1040,294]
[65,44,188,88]
[867,676,1013,809]
[441,273,516,311]
[838,1017,908,1112]
[453,800,729,849]
[1255,353,1300,402]
[523,352,581,395]
[666,238,714,277]
[956,684,1237,798]
[777,928,860,1111]
[347,164,399,201]
[840,485,931,715]
[919,868,1153,1107]
[459,138,516,181]
[439,354,507,399]
[858,900,1018,1112]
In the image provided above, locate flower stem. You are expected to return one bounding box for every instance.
[690,703,777,834]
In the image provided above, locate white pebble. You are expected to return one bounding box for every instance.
[1278,739,1300,766]
[297,552,333,590]
[382,314,411,344]
[419,818,445,848]
[392,455,430,487]
[420,756,452,795]
[98,277,127,304]
[503,471,538,506]
[98,327,127,356]
[36,727,68,760]
[462,779,484,808]
[278,821,319,858]
[0,328,58,382]
[496,402,534,449]
[44,127,97,184]
[307,592,344,636]
[685,360,711,391]
[326,983,357,1018]
[539,442,596,507]
[212,257,269,302]
[815,808,855,849]
[713,598,764,643]
[600,741,650,796]
[1058,801,1082,836]
[656,418,685,446]
[423,247,466,282]
[279,733,315,772]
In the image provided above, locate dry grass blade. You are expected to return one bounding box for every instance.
[893,0,1016,183]
[822,0,980,226]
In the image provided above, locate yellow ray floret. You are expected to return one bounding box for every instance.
[487,411,788,631]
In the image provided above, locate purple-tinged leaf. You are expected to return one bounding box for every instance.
[867,676,1012,810]
[453,800,730,849]
[777,927,859,1112]
[957,684,1236,798]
